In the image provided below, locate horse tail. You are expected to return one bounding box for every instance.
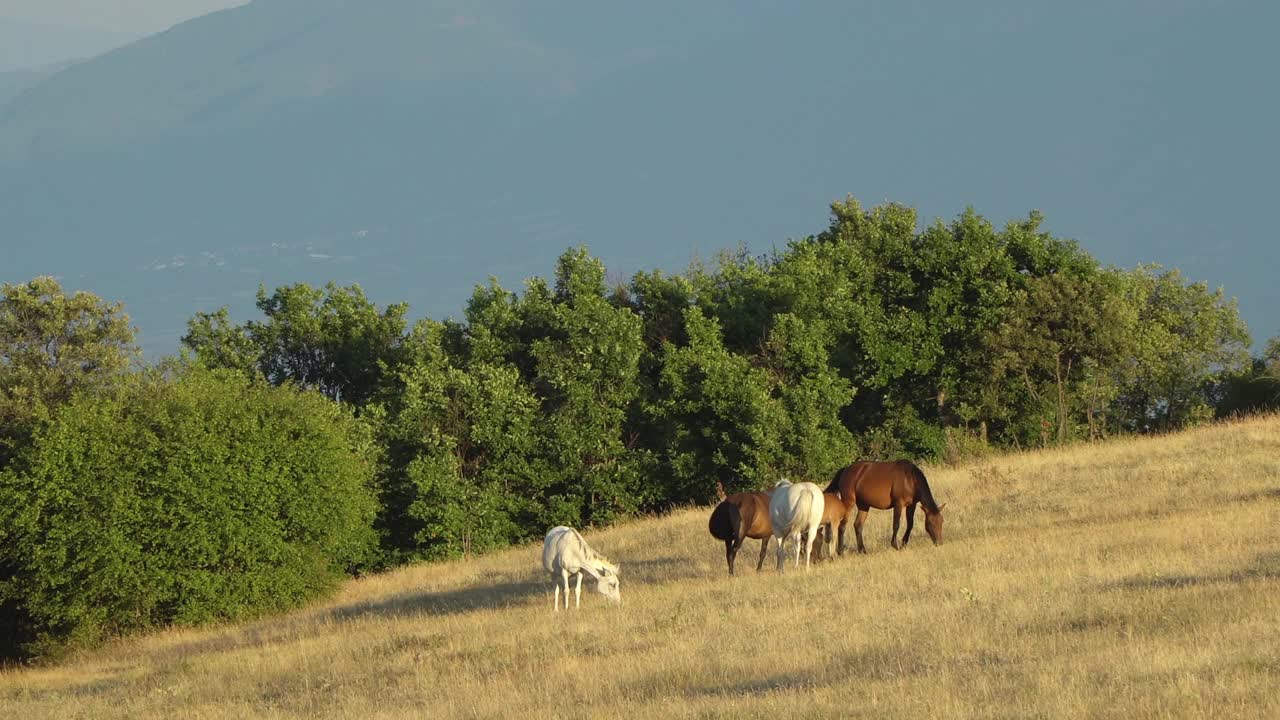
[809,485,826,528]
[708,499,740,542]
[905,461,940,512]
[803,486,825,555]
[824,466,845,494]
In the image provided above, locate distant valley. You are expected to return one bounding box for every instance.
[2,0,1277,354]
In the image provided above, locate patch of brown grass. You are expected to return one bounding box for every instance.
[3,415,1279,719]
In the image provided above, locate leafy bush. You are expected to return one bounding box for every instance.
[0,367,377,658]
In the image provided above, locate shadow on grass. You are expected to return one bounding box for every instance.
[625,645,932,703]
[1236,487,1280,503]
[1101,551,1280,592]
[687,673,818,698]
[325,576,547,623]
[135,573,551,673]
[141,554,715,670]
[616,556,712,585]
[328,555,707,622]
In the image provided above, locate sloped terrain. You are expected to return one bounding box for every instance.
[2,415,1278,719]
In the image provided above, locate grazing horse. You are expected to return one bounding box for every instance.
[812,492,852,561]
[708,491,774,575]
[768,479,825,571]
[825,460,946,554]
[542,526,621,611]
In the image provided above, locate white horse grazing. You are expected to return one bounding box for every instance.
[542,526,622,611]
[768,479,825,571]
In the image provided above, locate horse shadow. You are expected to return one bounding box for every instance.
[139,574,547,668]
[325,576,547,623]
[329,551,710,621]
[139,551,727,667]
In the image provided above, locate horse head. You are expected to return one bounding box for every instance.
[924,503,946,545]
[595,558,622,604]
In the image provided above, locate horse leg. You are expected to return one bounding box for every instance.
[755,537,770,572]
[574,572,583,609]
[902,503,916,547]
[854,509,869,554]
[793,531,803,569]
[836,517,848,556]
[554,583,560,612]
[803,530,815,570]
[776,534,787,572]
[726,539,738,576]
[891,505,904,549]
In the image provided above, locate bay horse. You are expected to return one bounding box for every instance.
[825,461,946,554]
[708,491,774,575]
[768,479,824,571]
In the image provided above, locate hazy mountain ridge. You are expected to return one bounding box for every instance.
[0,61,77,108]
[2,0,1277,353]
[0,18,138,74]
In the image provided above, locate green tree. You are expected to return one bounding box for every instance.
[986,269,1135,446]
[0,277,137,466]
[0,366,377,658]
[183,282,407,407]
[1264,337,1280,375]
[373,318,539,561]
[181,306,258,375]
[619,268,697,354]
[1114,266,1251,431]
[1216,335,1280,416]
[760,313,857,476]
[646,307,787,502]
[526,248,648,526]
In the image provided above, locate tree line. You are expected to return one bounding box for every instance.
[2,198,1275,658]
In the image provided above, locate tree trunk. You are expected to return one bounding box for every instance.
[1055,354,1073,444]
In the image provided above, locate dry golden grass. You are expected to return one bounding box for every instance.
[3,415,1279,719]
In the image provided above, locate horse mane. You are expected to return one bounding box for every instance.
[905,461,940,513]
[594,553,620,575]
[824,466,843,494]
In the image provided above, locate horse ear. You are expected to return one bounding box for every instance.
[938,503,947,512]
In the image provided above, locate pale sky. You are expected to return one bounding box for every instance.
[0,0,247,34]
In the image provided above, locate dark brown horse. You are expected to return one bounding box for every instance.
[708,491,774,575]
[825,461,946,554]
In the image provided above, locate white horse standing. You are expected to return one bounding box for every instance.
[542,526,622,610]
[768,479,825,571]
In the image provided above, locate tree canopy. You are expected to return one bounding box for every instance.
[2,197,1268,657]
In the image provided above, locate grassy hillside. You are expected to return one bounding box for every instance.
[2,415,1278,718]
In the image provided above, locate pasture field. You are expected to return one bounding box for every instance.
[3,415,1279,719]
